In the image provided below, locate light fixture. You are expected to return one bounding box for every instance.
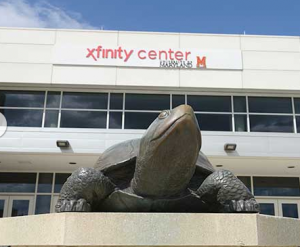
[216,165,223,168]
[56,140,70,148]
[288,166,295,169]
[224,143,237,152]
[69,162,77,165]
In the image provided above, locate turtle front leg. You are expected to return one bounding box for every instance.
[55,168,115,213]
[196,170,259,213]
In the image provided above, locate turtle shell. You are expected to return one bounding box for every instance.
[94,138,215,189]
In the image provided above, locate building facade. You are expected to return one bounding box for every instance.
[0,27,300,218]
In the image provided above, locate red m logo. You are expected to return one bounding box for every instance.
[196,56,206,68]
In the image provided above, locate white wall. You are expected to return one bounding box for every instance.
[1,28,300,175]
[0,27,300,92]
[1,128,300,175]
[1,127,300,158]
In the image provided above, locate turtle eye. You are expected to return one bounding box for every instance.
[158,110,170,119]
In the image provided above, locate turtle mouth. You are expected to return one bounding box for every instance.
[151,113,192,142]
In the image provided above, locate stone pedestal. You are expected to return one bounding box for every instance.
[0,213,300,246]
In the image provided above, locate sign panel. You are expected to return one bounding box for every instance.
[53,45,242,70]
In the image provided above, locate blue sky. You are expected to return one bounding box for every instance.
[0,0,300,36]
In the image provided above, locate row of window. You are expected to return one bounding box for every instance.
[0,172,300,215]
[0,172,71,215]
[238,176,300,197]
[1,90,300,132]
[0,172,70,194]
[0,172,299,197]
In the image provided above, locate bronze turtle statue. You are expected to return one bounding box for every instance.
[56,105,259,213]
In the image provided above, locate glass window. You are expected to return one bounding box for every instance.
[35,195,51,215]
[0,91,45,107]
[109,112,122,129]
[259,203,275,216]
[125,112,158,129]
[294,98,300,114]
[187,96,231,112]
[0,200,4,218]
[54,173,71,193]
[60,111,107,128]
[297,116,300,133]
[248,97,292,113]
[2,109,43,127]
[250,115,293,133]
[62,92,108,109]
[237,176,251,192]
[46,92,60,108]
[37,173,53,193]
[0,173,36,192]
[172,95,185,108]
[44,110,59,128]
[235,115,247,132]
[196,114,232,131]
[282,204,299,218]
[11,200,30,217]
[110,93,123,110]
[233,96,246,112]
[125,94,170,110]
[253,177,300,196]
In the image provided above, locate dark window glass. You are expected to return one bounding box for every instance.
[35,195,51,215]
[253,177,300,196]
[46,92,60,108]
[294,98,300,114]
[0,91,45,107]
[233,96,246,112]
[237,176,251,192]
[2,109,43,127]
[37,173,53,193]
[297,116,300,133]
[54,173,71,193]
[187,96,231,112]
[125,94,170,110]
[259,203,275,216]
[196,114,232,131]
[11,200,30,217]
[109,112,122,129]
[0,200,4,218]
[60,111,106,128]
[250,115,293,133]
[0,173,36,192]
[44,110,59,128]
[110,93,123,110]
[248,97,292,113]
[62,92,108,109]
[235,115,247,132]
[172,95,185,108]
[282,204,299,218]
[125,112,158,129]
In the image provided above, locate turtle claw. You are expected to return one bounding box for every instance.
[55,198,91,213]
[224,198,259,213]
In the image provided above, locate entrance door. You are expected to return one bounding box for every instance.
[257,199,300,219]
[7,196,34,217]
[0,196,9,218]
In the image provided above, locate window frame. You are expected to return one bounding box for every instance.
[0,88,299,133]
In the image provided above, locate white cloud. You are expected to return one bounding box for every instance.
[0,0,98,29]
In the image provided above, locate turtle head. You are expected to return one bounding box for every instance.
[132,105,201,198]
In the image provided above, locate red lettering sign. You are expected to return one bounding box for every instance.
[85,45,211,70]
